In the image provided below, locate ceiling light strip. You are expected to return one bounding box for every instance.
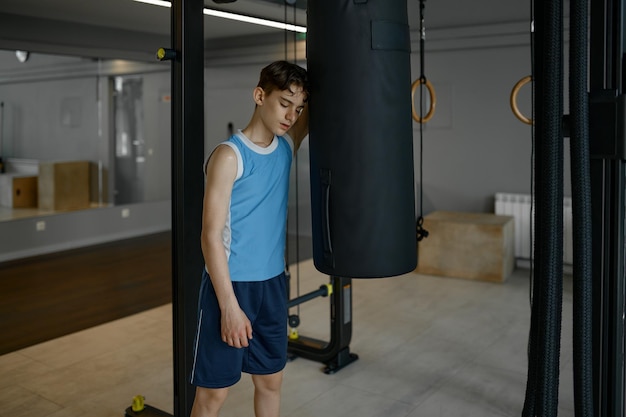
[131,0,306,33]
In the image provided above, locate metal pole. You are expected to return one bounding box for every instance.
[171,0,204,415]
[0,101,5,173]
[589,0,626,416]
[0,101,4,156]
[287,284,331,309]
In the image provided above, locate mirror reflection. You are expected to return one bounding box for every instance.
[0,50,171,222]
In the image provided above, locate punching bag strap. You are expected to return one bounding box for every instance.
[320,169,335,268]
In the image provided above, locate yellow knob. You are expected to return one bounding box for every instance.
[325,283,333,297]
[289,328,299,340]
[132,395,145,412]
[156,48,177,61]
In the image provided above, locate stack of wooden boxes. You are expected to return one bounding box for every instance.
[38,161,91,211]
[0,174,38,208]
[0,160,92,211]
[415,211,515,282]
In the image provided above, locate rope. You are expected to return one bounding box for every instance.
[523,0,564,416]
[569,0,594,414]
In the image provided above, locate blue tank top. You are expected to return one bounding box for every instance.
[215,131,293,282]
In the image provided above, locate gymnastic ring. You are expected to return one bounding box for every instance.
[510,75,533,125]
[411,78,436,123]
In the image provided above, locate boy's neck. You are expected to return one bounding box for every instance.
[242,118,274,148]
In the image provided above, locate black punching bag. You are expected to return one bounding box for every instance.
[308,0,417,278]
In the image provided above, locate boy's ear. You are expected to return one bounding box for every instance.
[253,87,265,106]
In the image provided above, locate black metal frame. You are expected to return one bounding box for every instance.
[287,276,359,374]
[170,0,205,415]
[128,0,360,414]
[125,3,204,417]
[590,0,626,416]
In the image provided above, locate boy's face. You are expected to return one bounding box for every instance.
[255,84,307,136]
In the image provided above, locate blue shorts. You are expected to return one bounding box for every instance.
[190,270,288,388]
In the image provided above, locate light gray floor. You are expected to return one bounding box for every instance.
[0,259,575,417]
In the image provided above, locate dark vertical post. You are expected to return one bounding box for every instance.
[589,0,626,416]
[171,0,204,416]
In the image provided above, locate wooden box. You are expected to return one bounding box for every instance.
[0,174,38,208]
[415,211,515,282]
[38,161,90,211]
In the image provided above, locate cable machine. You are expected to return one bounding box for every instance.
[287,276,358,374]
[525,1,626,415]
[589,1,626,415]
[512,0,626,416]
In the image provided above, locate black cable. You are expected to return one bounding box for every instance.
[283,1,302,317]
[292,2,300,317]
[284,3,289,273]
[569,0,594,414]
[523,3,538,413]
[529,0,536,308]
[539,2,564,413]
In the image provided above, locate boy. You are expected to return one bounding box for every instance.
[190,61,309,417]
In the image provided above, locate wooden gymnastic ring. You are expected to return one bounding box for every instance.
[411,78,436,123]
[510,75,533,125]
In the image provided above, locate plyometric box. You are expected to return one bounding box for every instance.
[415,211,515,282]
[0,174,38,208]
[38,161,90,211]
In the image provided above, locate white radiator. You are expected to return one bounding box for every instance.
[495,193,573,265]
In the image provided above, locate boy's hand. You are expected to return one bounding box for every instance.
[221,304,253,348]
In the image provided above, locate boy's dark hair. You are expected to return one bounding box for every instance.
[257,61,309,101]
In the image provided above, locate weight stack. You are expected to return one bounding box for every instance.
[307,0,417,278]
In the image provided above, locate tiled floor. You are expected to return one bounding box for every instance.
[0,259,575,417]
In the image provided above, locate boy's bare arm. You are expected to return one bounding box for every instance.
[201,144,253,348]
[288,103,309,152]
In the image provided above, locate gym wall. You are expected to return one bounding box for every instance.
[0,19,572,262]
